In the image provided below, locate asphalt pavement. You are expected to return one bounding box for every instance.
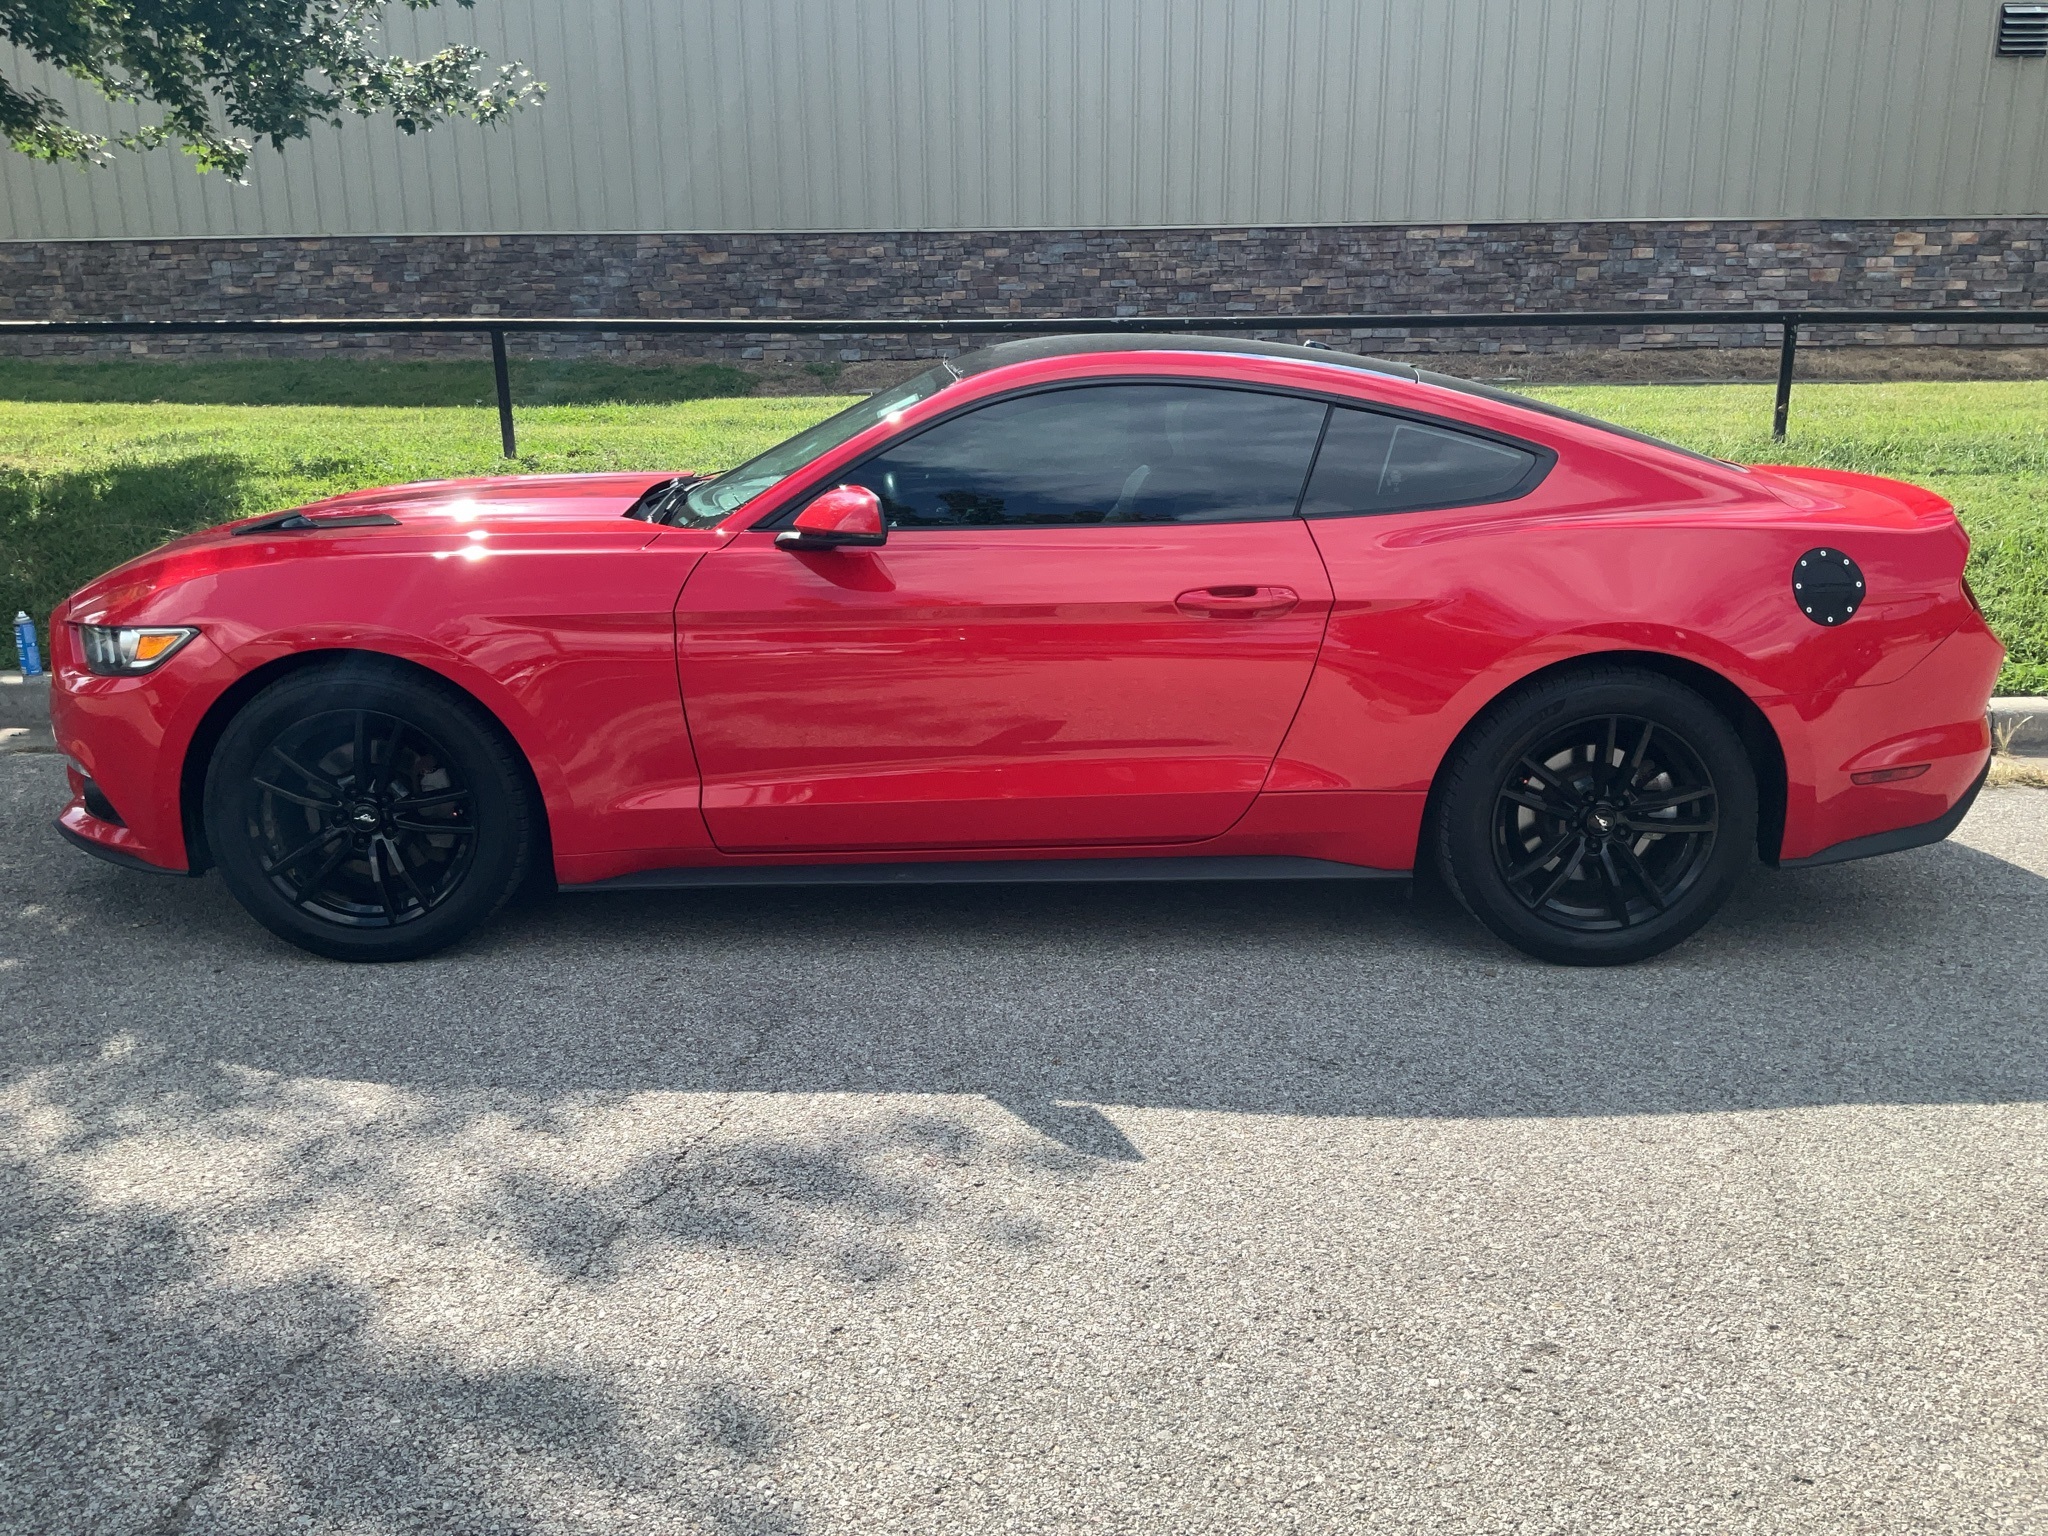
[2,749,2043,1535]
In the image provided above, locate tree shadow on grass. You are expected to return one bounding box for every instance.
[1,456,253,644]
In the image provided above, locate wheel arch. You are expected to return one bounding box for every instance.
[178,648,554,876]
[1419,650,1790,867]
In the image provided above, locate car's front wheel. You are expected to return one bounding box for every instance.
[1434,666,1757,966]
[203,662,536,961]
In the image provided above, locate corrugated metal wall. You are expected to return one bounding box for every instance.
[4,0,2046,239]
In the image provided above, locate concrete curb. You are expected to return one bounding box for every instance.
[1989,697,2048,758]
[0,671,55,753]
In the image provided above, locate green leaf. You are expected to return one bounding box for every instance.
[2,0,543,176]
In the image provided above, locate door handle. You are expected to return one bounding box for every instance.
[1174,585,1300,619]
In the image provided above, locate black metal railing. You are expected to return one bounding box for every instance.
[4,307,2042,455]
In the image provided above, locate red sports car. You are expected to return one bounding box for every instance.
[48,335,2001,965]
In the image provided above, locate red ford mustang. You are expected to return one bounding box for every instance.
[49,335,2001,965]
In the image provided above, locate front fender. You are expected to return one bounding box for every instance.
[54,534,714,873]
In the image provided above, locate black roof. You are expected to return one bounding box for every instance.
[947,332,1420,380]
[946,330,1726,468]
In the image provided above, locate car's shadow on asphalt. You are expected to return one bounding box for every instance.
[11,789,2047,1154]
[6,774,2046,1534]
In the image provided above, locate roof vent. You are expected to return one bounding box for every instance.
[1999,3,2048,55]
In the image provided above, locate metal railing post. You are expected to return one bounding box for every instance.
[490,328,516,458]
[1772,320,1799,441]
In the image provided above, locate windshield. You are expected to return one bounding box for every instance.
[667,365,958,527]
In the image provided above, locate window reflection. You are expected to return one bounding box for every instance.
[1298,408,1538,517]
[843,385,1329,528]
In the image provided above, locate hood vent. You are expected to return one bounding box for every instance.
[234,511,402,535]
[1999,3,2048,55]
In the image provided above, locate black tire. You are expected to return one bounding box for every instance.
[203,661,536,961]
[1434,666,1756,966]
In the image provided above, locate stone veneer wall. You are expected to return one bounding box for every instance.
[2,218,2044,364]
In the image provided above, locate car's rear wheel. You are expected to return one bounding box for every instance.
[1434,667,1756,965]
[203,663,535,961]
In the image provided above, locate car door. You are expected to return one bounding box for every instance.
[676,381,1338,852]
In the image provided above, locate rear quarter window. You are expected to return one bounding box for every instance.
[1297,406,1544,518]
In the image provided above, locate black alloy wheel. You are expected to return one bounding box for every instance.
[245,708,477,928]
[1435,667,1757,966]
[1492,713,1718,932]
[204,663,535,960]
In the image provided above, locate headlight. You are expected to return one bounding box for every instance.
[76,625,198,675]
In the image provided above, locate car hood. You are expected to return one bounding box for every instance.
[62,472,705,624]
[235,471,690,538]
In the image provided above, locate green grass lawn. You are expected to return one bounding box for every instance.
[0,389,858,665]
[2,365,2042,691]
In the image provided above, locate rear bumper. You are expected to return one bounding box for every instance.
[1769,621,2004,864]
[1779,757,1988,870]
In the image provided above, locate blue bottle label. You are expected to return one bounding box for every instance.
[14,616,42,676]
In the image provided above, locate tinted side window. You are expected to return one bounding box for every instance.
[1297,407,1539,518]
[842,384,1328,527]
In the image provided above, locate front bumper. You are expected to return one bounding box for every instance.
[47,616,233,875]
[56,818,201,877]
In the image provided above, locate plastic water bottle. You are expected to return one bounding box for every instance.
[12,612,41,676]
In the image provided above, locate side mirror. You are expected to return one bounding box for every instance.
[775,485,886,550]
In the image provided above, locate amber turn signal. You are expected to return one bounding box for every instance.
[76,625,199,676]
